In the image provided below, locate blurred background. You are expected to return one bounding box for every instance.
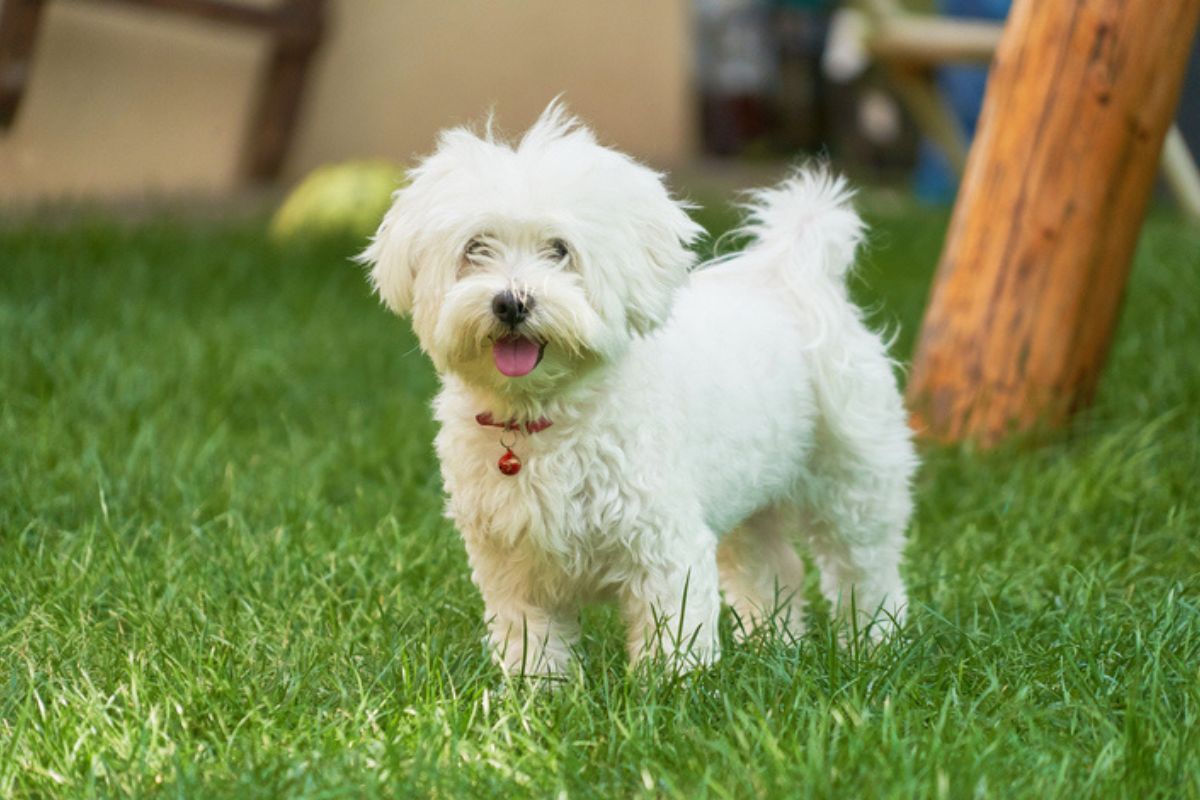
[0,0,1198,213]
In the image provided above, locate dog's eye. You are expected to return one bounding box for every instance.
[546,239,570,261]
[465,236,495,261]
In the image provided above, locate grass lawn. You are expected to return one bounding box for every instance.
[2,201,1198,798]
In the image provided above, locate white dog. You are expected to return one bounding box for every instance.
[361,104,916,677]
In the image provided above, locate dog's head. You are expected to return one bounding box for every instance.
[359,103,702,398]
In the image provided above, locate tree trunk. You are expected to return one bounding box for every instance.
[905,0,1200,446]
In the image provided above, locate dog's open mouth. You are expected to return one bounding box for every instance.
[493,335,544,377]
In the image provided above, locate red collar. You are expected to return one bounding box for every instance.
[475,411,554,434]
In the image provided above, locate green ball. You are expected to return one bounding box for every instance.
[270,160,405,240]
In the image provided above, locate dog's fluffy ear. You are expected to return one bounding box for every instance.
[621,183,705,336]
[357,192,416,316]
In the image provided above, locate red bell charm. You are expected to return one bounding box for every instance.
[498,448,522,476]
[477,411,550,476]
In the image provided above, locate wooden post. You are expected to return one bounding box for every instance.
[905,0,1200,446]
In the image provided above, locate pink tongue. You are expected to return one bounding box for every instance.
[493,336,541,377]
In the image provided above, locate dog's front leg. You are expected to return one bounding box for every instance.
[620,529,722,672]
[466,542,579,680]
[484,601,579,680]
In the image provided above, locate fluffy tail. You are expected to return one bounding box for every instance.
[735,166,865,288]
[735,168,901,452]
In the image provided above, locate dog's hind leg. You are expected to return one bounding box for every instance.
[802,430,914,642]
[717,505,807,642]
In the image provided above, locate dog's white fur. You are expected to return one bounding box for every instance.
[361,104,916,676]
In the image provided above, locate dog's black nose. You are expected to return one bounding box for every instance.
[492,291,534,327]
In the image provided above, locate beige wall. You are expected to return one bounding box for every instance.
[0,0,694,202]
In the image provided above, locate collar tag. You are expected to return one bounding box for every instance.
[475,412,553,476]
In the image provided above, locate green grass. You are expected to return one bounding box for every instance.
[2,203,1198,799]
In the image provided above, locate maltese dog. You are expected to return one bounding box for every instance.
[360,104,916,677]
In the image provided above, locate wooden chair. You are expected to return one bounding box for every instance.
[848,0,1200,222]
[0,0,325,180]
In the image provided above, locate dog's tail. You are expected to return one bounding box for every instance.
[727,166,909,454]
[732,165,864,290]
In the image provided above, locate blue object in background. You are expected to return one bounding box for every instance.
[1180,37,1200,156]
[913,0,1012,203]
